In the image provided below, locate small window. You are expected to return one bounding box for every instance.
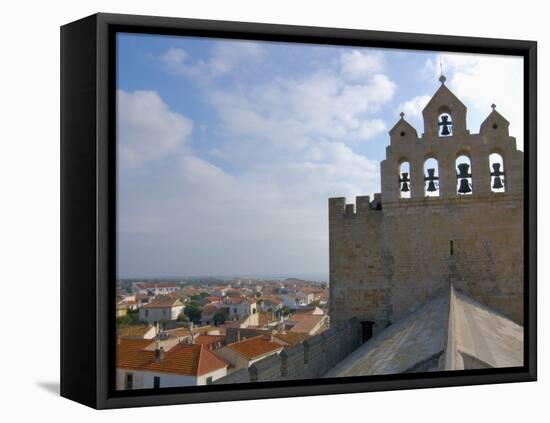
[125,372,133,390]
[153,376,160,389]
[489,153,506,192]
[145,309,149,318]
[438,113,453,137]
[399,161,411,199]
[424,158,440,197]
[206,376,213,385]
[456,155,473,195]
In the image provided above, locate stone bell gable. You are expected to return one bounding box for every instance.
[422,77,469,139]
[329,76,524,334]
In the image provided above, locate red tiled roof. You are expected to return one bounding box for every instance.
[289,315,324,334]
[141,295,183,309]
[195,335,225,346]
[226,336,283,360]
[116,338,227,376]
[273,332,310,345]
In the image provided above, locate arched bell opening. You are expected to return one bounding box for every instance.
[398,161,411,199]
[489,153,506,192]
[424,158,440,197]
[456,155,473,195]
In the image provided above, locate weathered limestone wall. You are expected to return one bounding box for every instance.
[213,318,362,384]
[329,196,390,330]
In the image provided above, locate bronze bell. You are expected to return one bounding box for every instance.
[457,163,471,178]
[492,176,504,189]
[399,172,410,192]
[458,178,472,194]
[490,162,505,190]
[439,115,451,136]
[425,168,439,192]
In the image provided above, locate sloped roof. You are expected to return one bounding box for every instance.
[273,332,310,346]
[141,295,183,309]
[324,285,523,377]
[422,83,466,114]
[118,325,154,338]
[226,335,283,360]
[445,288,523,369]
[288,314,324,334]
[116,338,228,376]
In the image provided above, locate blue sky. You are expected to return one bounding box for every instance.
[116,33,523,279]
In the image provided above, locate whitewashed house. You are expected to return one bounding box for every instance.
[116,338,228,389]
[139,296,184,324]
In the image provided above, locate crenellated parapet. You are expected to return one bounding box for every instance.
[328,194,383,222]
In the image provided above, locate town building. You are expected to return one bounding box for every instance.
[139,296,184,324]
[116,338,228,389]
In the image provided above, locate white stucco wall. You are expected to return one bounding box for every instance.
[139,305,183,323]
[116,366,227,390]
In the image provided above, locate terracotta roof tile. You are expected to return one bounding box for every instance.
[116,338,227,376]
[195,335,225,346]
[273,332,310,345]
[141,295,183,309]
[227,336,283,360]
[289,315,324,334]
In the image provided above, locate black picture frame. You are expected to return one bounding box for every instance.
[60,12,537,409]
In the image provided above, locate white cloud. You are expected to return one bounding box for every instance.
[160,41,265,80]
[117,90,193,168]
[207,68,395,162]
[425,53,524,150]
[339,50,385,82]
[398,94,431,118]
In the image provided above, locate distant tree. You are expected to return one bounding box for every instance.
[184,302,202,323]
[116,310,140,328]
[320,283,327,289]
[177,311,189,322]
[213,308,229,325]
[280,306,293,316]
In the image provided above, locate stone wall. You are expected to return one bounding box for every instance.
[213,318,362,384]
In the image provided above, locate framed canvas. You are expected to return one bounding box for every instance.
[60,13,537,409]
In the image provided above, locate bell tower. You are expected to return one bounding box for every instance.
[329,75,524,332]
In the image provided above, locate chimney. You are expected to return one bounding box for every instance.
[237,329,241,343]
[270,331,274,342]
[155,346,166,362]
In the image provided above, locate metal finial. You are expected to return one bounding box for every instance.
[439,60,446,84]
[399,112,405,118]
[491,103,496,110]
